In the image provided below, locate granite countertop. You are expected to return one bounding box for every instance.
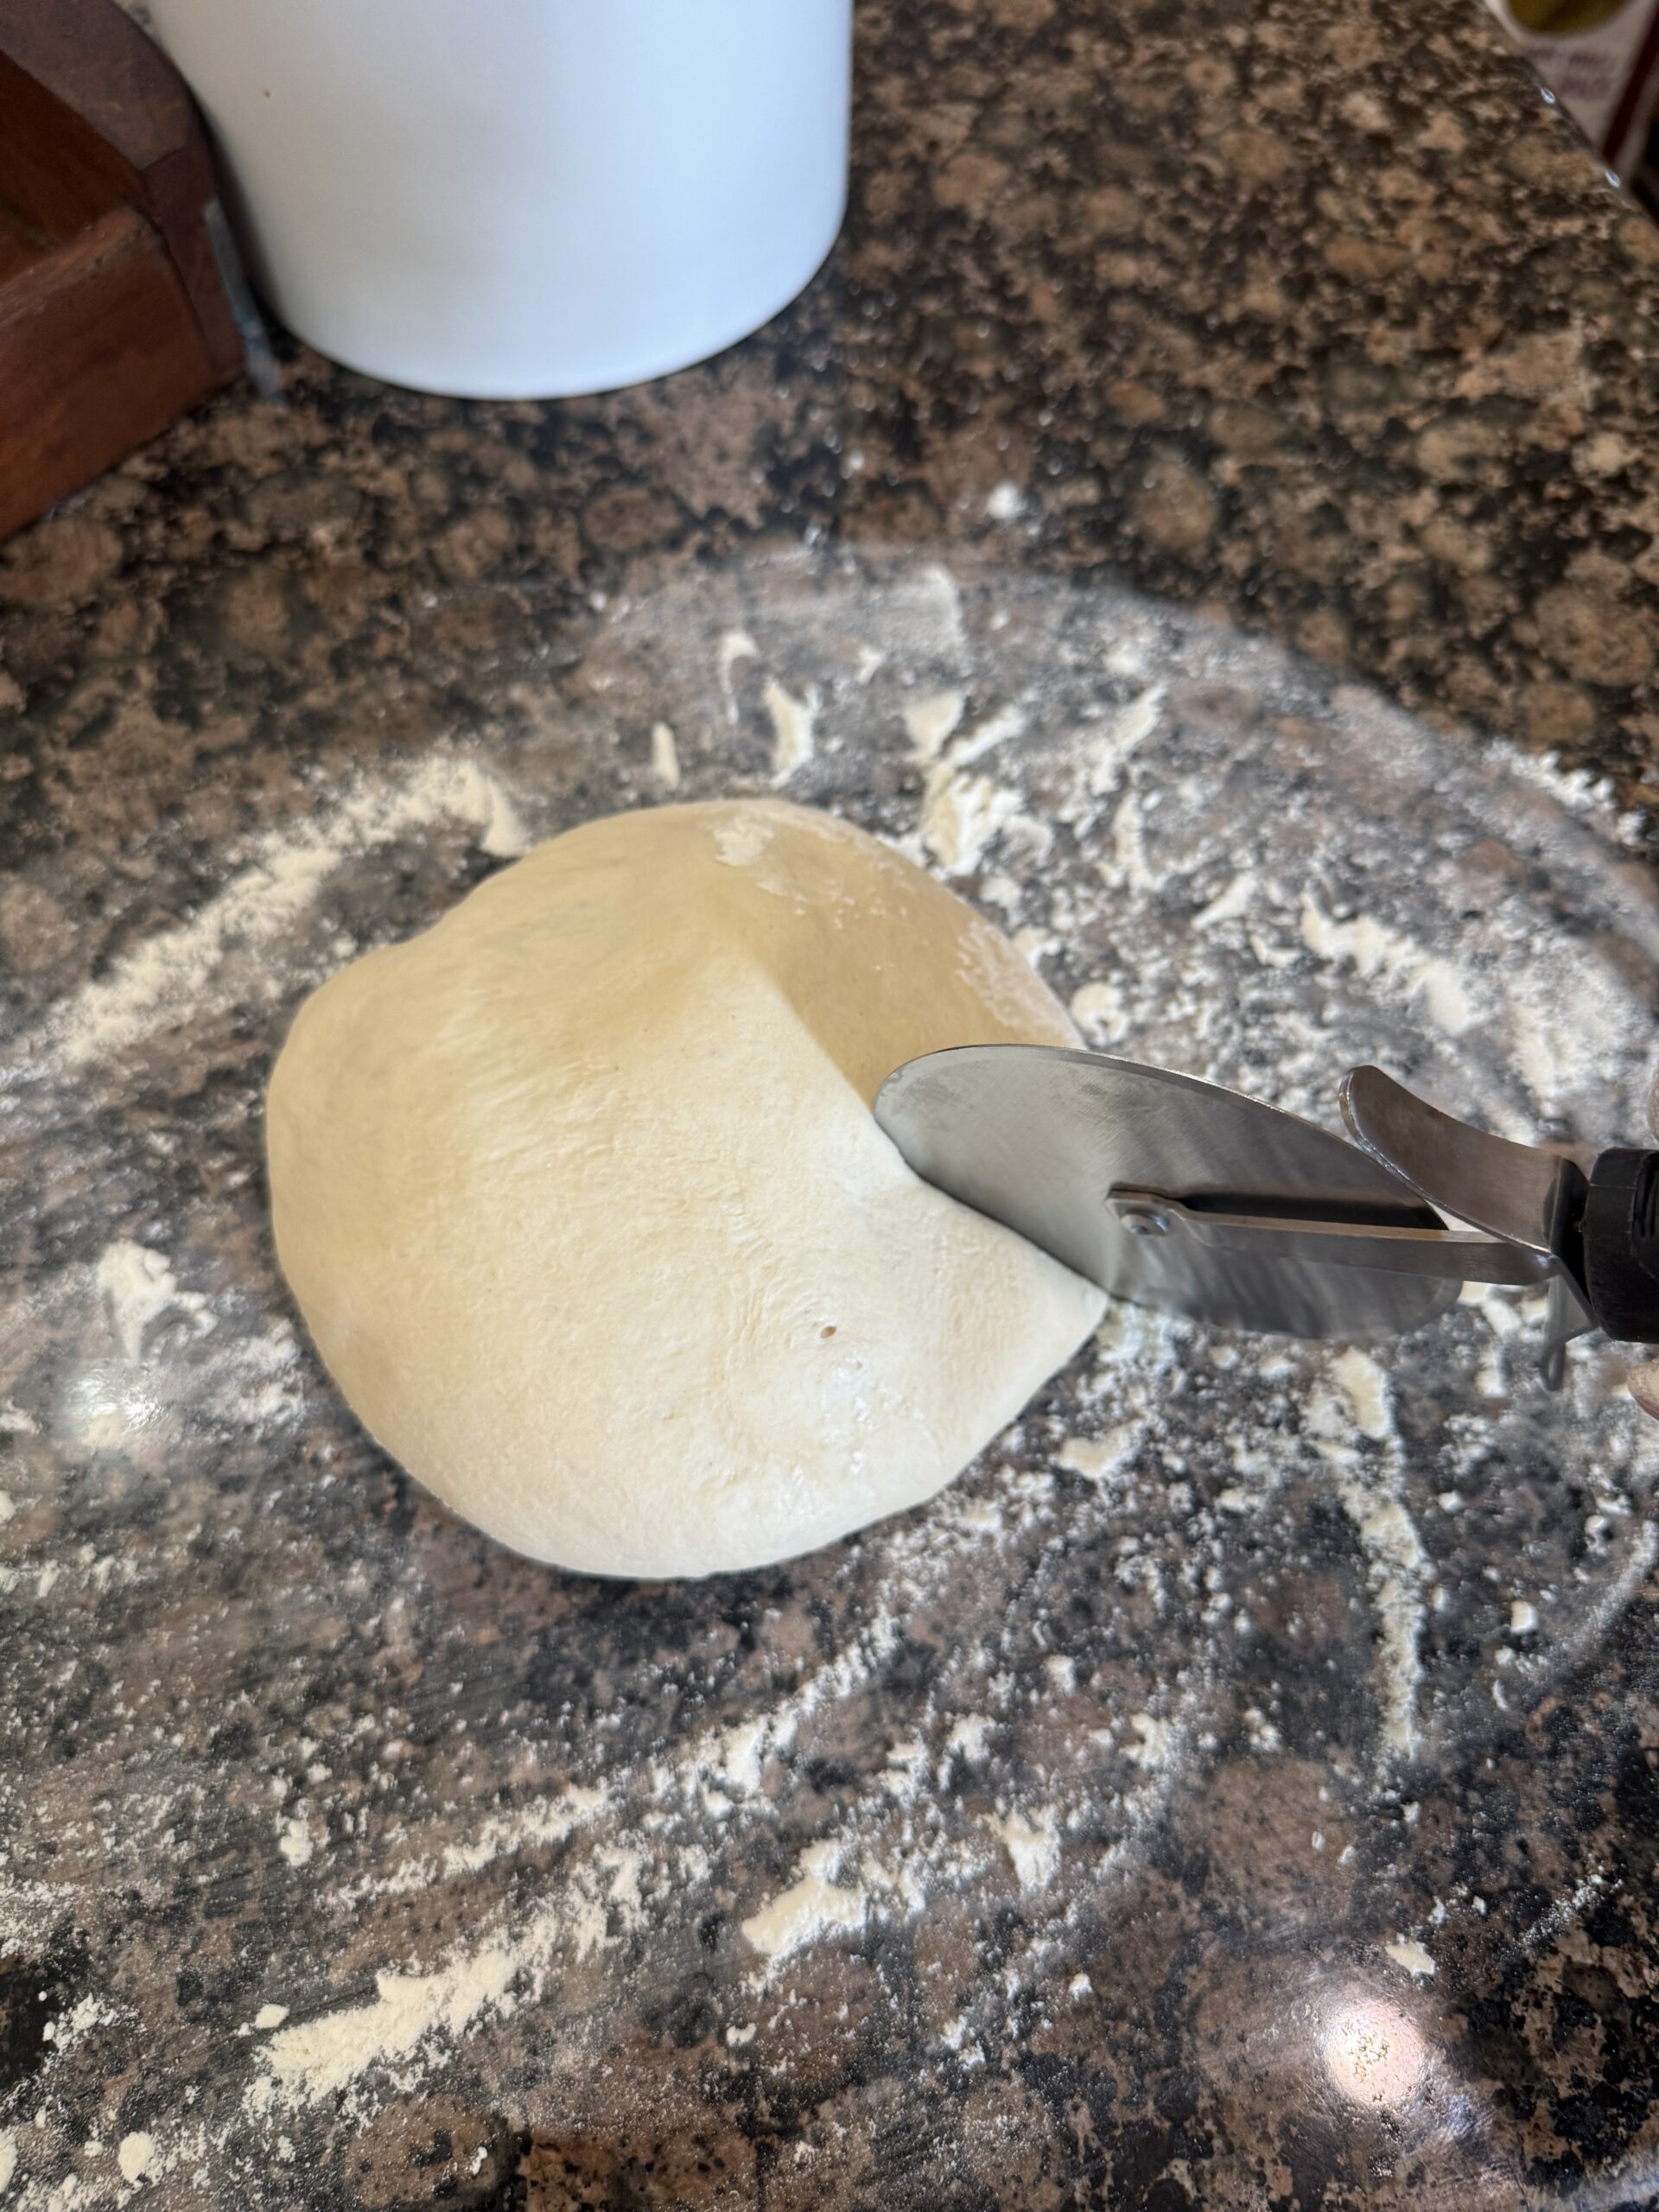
[5,1,1659,2207]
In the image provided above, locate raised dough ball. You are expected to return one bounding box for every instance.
[266,798,1103,1577]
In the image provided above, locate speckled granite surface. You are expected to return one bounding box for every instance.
[4,0,1659,2207]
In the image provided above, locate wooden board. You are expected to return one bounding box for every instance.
[0,205,227,542]
[0,0,242,542]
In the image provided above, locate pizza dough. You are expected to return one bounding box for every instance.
[266,798,1103,1577]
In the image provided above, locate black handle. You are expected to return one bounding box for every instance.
[1582,1149,1659,1344]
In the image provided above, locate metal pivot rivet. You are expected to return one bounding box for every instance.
[1119,1205,1170,1237]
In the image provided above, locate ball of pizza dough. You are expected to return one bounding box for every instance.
[266,798,1103,1577]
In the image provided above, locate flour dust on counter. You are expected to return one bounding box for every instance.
[2,550,1657,2205]
[50,755,531,1074]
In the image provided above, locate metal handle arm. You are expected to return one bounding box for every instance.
[1106,1188,1550,1287]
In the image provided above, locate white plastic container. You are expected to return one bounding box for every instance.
[146,0,852,398]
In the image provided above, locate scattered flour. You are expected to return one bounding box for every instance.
[989,1808,1059,1891]
[0,1875,82,1955]
[903,690,966,759]
[436,1783,608,1883]
[922,772,1019,874]
[56,757,529,1071]
[1327,1348,1394,1444]
[1517,1522,1658,1689]
[1382,1936,1436,1979]
[945,1714,994,1767]
[271,1459,1194,2101]
[1519,1868,1610,1954]
[914,562,969,657]
[1299,891,1477,1038]
[1069,977,1130,1045]
[1103,791,1159,898]
[1306,1351,1429,1759]
[1192,871,1255,931]
[765,678,817,780]
[1123,1713,1179,1771]
[95,1243,213,1363]
[1088,684,1165,794]
[913,697,1026,874]
[276,1815,315,1869]
[716,1718,777,1796]
[114,2136,155,2186]
[51,1250,303,1461]
[741,1845,868,1962]
[41,1995,115,2056]
[650,721,682,790]
[949,704,1027,770]
[1057,1427,1138,1488]
[248,1902,567,2114]
[717,629,760,716]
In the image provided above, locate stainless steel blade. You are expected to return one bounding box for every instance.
[875,1046,1482,1341]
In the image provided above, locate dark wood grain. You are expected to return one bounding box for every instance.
[0,204,219,541]
[0,0,200,177]
[0,201,48,286]
[0,0,242,542]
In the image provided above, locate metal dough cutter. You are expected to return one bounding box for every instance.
[875,1048,1659,1386]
